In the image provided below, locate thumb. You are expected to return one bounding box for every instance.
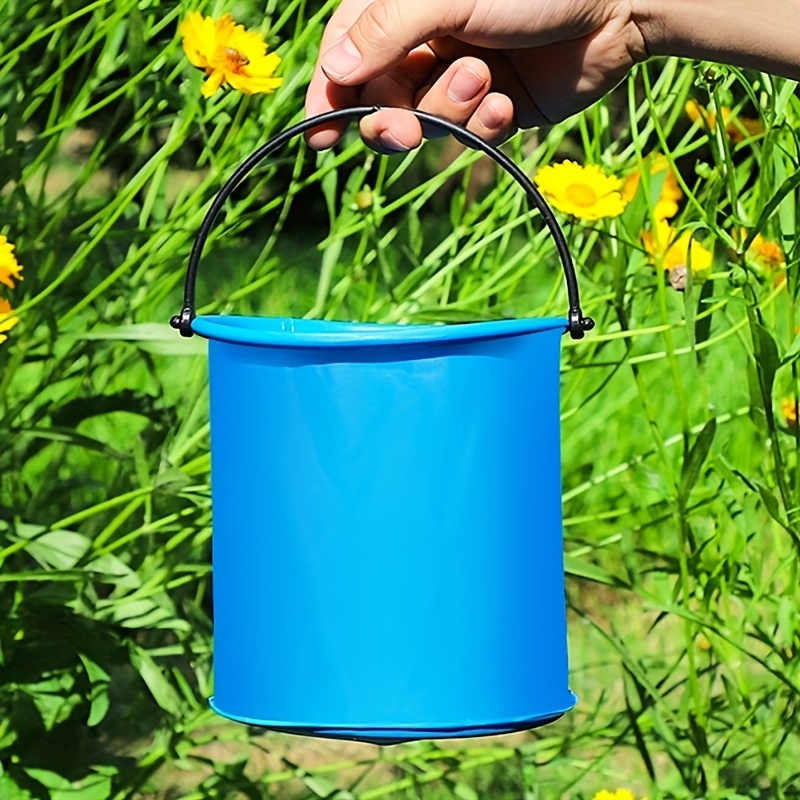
[320,0,469,83]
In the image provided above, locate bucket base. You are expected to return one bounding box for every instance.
[209,694,577,745]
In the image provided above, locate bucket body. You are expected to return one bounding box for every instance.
[193,314,576,743]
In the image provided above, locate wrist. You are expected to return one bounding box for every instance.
[630,0,800,80]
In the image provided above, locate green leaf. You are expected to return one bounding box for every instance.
[0,774,33,800]
[752,323,780,399]
[693,273,716,354]
[66,324,206,355]
[755,481,790,531]
[25,770,111,800]
[320,154,338,222]
[0,569,96,584]
[30,688,81,732]
[451,781,480,800]
[746,358,767,432]
[49,389,170,428]
[777,597,795,649]
[25,530,92,570]
[126,8,145,67]
[78,655,111,727]
[300,774,339,798]
[153,468,194,494]
[128,645,182,715]
[83,553,139,590]
[281,758,340,799]
[1,427,125,459]
[679,418,717,503]
[781,333,800,367]
[743,168,800,254]
[564,554,622,586]
[408,205,423,257]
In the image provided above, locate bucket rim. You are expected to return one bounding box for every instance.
[208,692,578,736]
[191,314,567,348]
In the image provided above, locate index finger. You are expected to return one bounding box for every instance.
[305,0,373,149]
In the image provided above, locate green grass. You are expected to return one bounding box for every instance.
[2,1,800,798]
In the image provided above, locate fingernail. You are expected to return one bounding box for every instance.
[479,100,505,129]
[322,36,362,80]
[447,68,486,104]
[378,131,407,152]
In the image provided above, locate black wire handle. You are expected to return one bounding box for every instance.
[171,106,595,339]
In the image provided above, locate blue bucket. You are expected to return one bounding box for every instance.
[172,107,594,744]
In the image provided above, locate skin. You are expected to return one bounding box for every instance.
[303,0,800,152]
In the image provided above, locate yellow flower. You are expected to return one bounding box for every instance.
[534,160,627,221]
[592,791,636,800]
[696,632,712,651]
[0,298,19,344]
[179,12,282,98]
[685,99,763,143]
[0,235,23,289]
[733,228,786,285]
[622,155,683,220]
[749,233,785,271]
[781,398,799,430]
[642,220,713,274]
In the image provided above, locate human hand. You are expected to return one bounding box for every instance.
[304,0,649,151]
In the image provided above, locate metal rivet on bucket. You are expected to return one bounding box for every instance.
[172,107,594,744]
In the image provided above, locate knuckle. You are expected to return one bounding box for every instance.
[359,1,402,51]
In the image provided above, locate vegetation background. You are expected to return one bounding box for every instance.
[2,0,800,797]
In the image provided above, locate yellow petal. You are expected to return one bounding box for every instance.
[201,68,226,97]
[181,12,282,96]
[622,172,640,204]
[686,99,717,129]
[247,51,281,76]
[180,12,218,69]
[0,235,23,288]
[226,72,282,94]
[782,398,799,429]
[0,298,19,338]
[654,197,679,220]
[665,232,713,272]
[687,238,713,272]
[214,13,238,44]
[725,114,764,142]
[231,28,270,59]
[535,161,626,221]
[642,220,673,257]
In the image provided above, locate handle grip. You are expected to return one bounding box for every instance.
[171,105,594,339]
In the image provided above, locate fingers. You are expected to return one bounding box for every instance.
[310,53,515,153]
[354,49,436,152]
[428,37,551,128]
[304,0,521,152]
[359,56,492,152]
[305,0,637,149]
[305,0,523,151]
[416,57,490,131]
[464,92,516,145]
[320,0,470,85]
[305,0,375,149]
[414,58,516,145]
[305,69,360,150]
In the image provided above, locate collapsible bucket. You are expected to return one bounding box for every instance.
[172,107,594,744]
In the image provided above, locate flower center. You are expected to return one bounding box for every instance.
[217,46,250,72]
[756,240,783,265]
[565,183,598,208]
